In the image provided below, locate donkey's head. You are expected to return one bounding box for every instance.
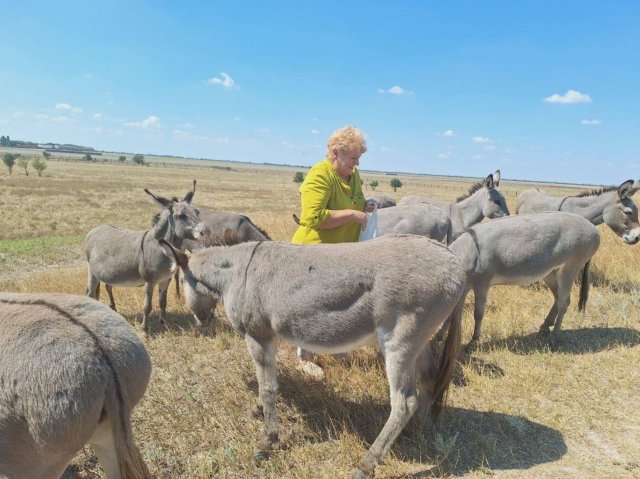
[603,180,640,245]
[159,239,217,327]
[145,180,207,241]
[476,170,510,219]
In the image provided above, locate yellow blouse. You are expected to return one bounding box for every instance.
[291,159,365,244]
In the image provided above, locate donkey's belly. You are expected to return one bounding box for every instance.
[492,266,558,286]
[284,332,377,355]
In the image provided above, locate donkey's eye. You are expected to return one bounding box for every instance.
[178,213,188,220]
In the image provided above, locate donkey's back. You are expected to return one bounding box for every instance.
[0,293,151,479]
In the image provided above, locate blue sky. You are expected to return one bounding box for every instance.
[1,1,638,185]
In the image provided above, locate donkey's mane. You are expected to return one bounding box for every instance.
[572,185,617,198]
[240,215,272,240]
[151,212,162,227]
[200,229,245,247]
[456,181,485,203]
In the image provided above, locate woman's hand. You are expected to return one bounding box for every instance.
[352,210,368,230]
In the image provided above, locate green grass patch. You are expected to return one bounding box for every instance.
[0,235,83,264]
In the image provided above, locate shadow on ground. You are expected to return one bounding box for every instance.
[478,327,640,355]
[247,369,567,477]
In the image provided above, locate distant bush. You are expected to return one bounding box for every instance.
[31,157,47,177]
[83,153,93,162]
[369,180,379,191]
[293,171,305,183]
[390,178,403,192]
[132,154,145,165]
[118,155,127,162]
[2,153,16,174]
[42,150,51,160]
[17,156,29,176]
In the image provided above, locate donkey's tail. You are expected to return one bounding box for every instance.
[578,260,591,312]
[431,293,465,420]
[105,378,151,478]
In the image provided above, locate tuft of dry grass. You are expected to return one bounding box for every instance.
[2,159,640,478]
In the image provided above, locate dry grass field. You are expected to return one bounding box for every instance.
[1,155,639,479]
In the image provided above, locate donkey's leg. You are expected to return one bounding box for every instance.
[357,349,418,478]
[174,269,181,298]
[89,420,120,478]
[539,275,559,335]
[414,341,438,429]
[548,268,576,349]
[158,278,171,326]
[87,269,100,300]
[140,282,155,332]
[467,284,489,351]
[245,334,280,455]
[104,284,117,311]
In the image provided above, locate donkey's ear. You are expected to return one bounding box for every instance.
[145,188,174,208]
[618,179,636,199]
[492,169,501,186]
[183,180,196,204]
[484,173,495,190]
[159,239,190,270]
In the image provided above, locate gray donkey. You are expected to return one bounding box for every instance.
[161,235,468,479]
[377,203,451,243]
[516,180,640,245]
[399,170,510,242]
[85,181,206,331]
[0,293,151,479]
[173,208,271,297]
[449,212,600,349]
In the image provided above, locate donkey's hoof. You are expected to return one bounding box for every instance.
[252,450,270,464]
[251,404,264,419]
[465,339,478,353]
[354,469,371,479]
[538,326,551,336]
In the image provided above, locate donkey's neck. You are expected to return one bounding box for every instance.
[563,192,615,225]
[451,193,485,233]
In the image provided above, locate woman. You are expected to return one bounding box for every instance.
[292,125,372,244]
[292,125,374,373]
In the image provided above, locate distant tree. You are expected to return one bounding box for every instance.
[118,155,127,162]
[83,153,93,162]
[132,154,145,165]
[31,157,47,177]
[390,178,403,192]
[17,156,29,175]
[42,150,51,160]
[369,180,379,191]
[2,153,16,174]
[293,171,305,183]
[0,136,6,147]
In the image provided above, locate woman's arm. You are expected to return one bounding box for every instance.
[318,209,367,229]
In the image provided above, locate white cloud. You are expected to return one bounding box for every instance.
[172,129,190,139]
[125,115,160,128]
[256,128,271,134]
[93,127,104,134]
[34,113,49,120]
[183,123,194,129]
[207,72,239,89]
[310,129,319,135]
[83,73,93,78]
[581,119,602,125]
[472,136,492,144]
[473,154,484,160]
[380,146,394,153]
[440,129,456,137]
[379,85,413,95]
[12,111,25,118]
[233,116,241,122]
[543,89,592,104]
[55,103,83,113]
[484,144,496,151]
[437,153,447,159]
[93,113,102,120]
[214,136,230,144]
[51,116,74,123]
